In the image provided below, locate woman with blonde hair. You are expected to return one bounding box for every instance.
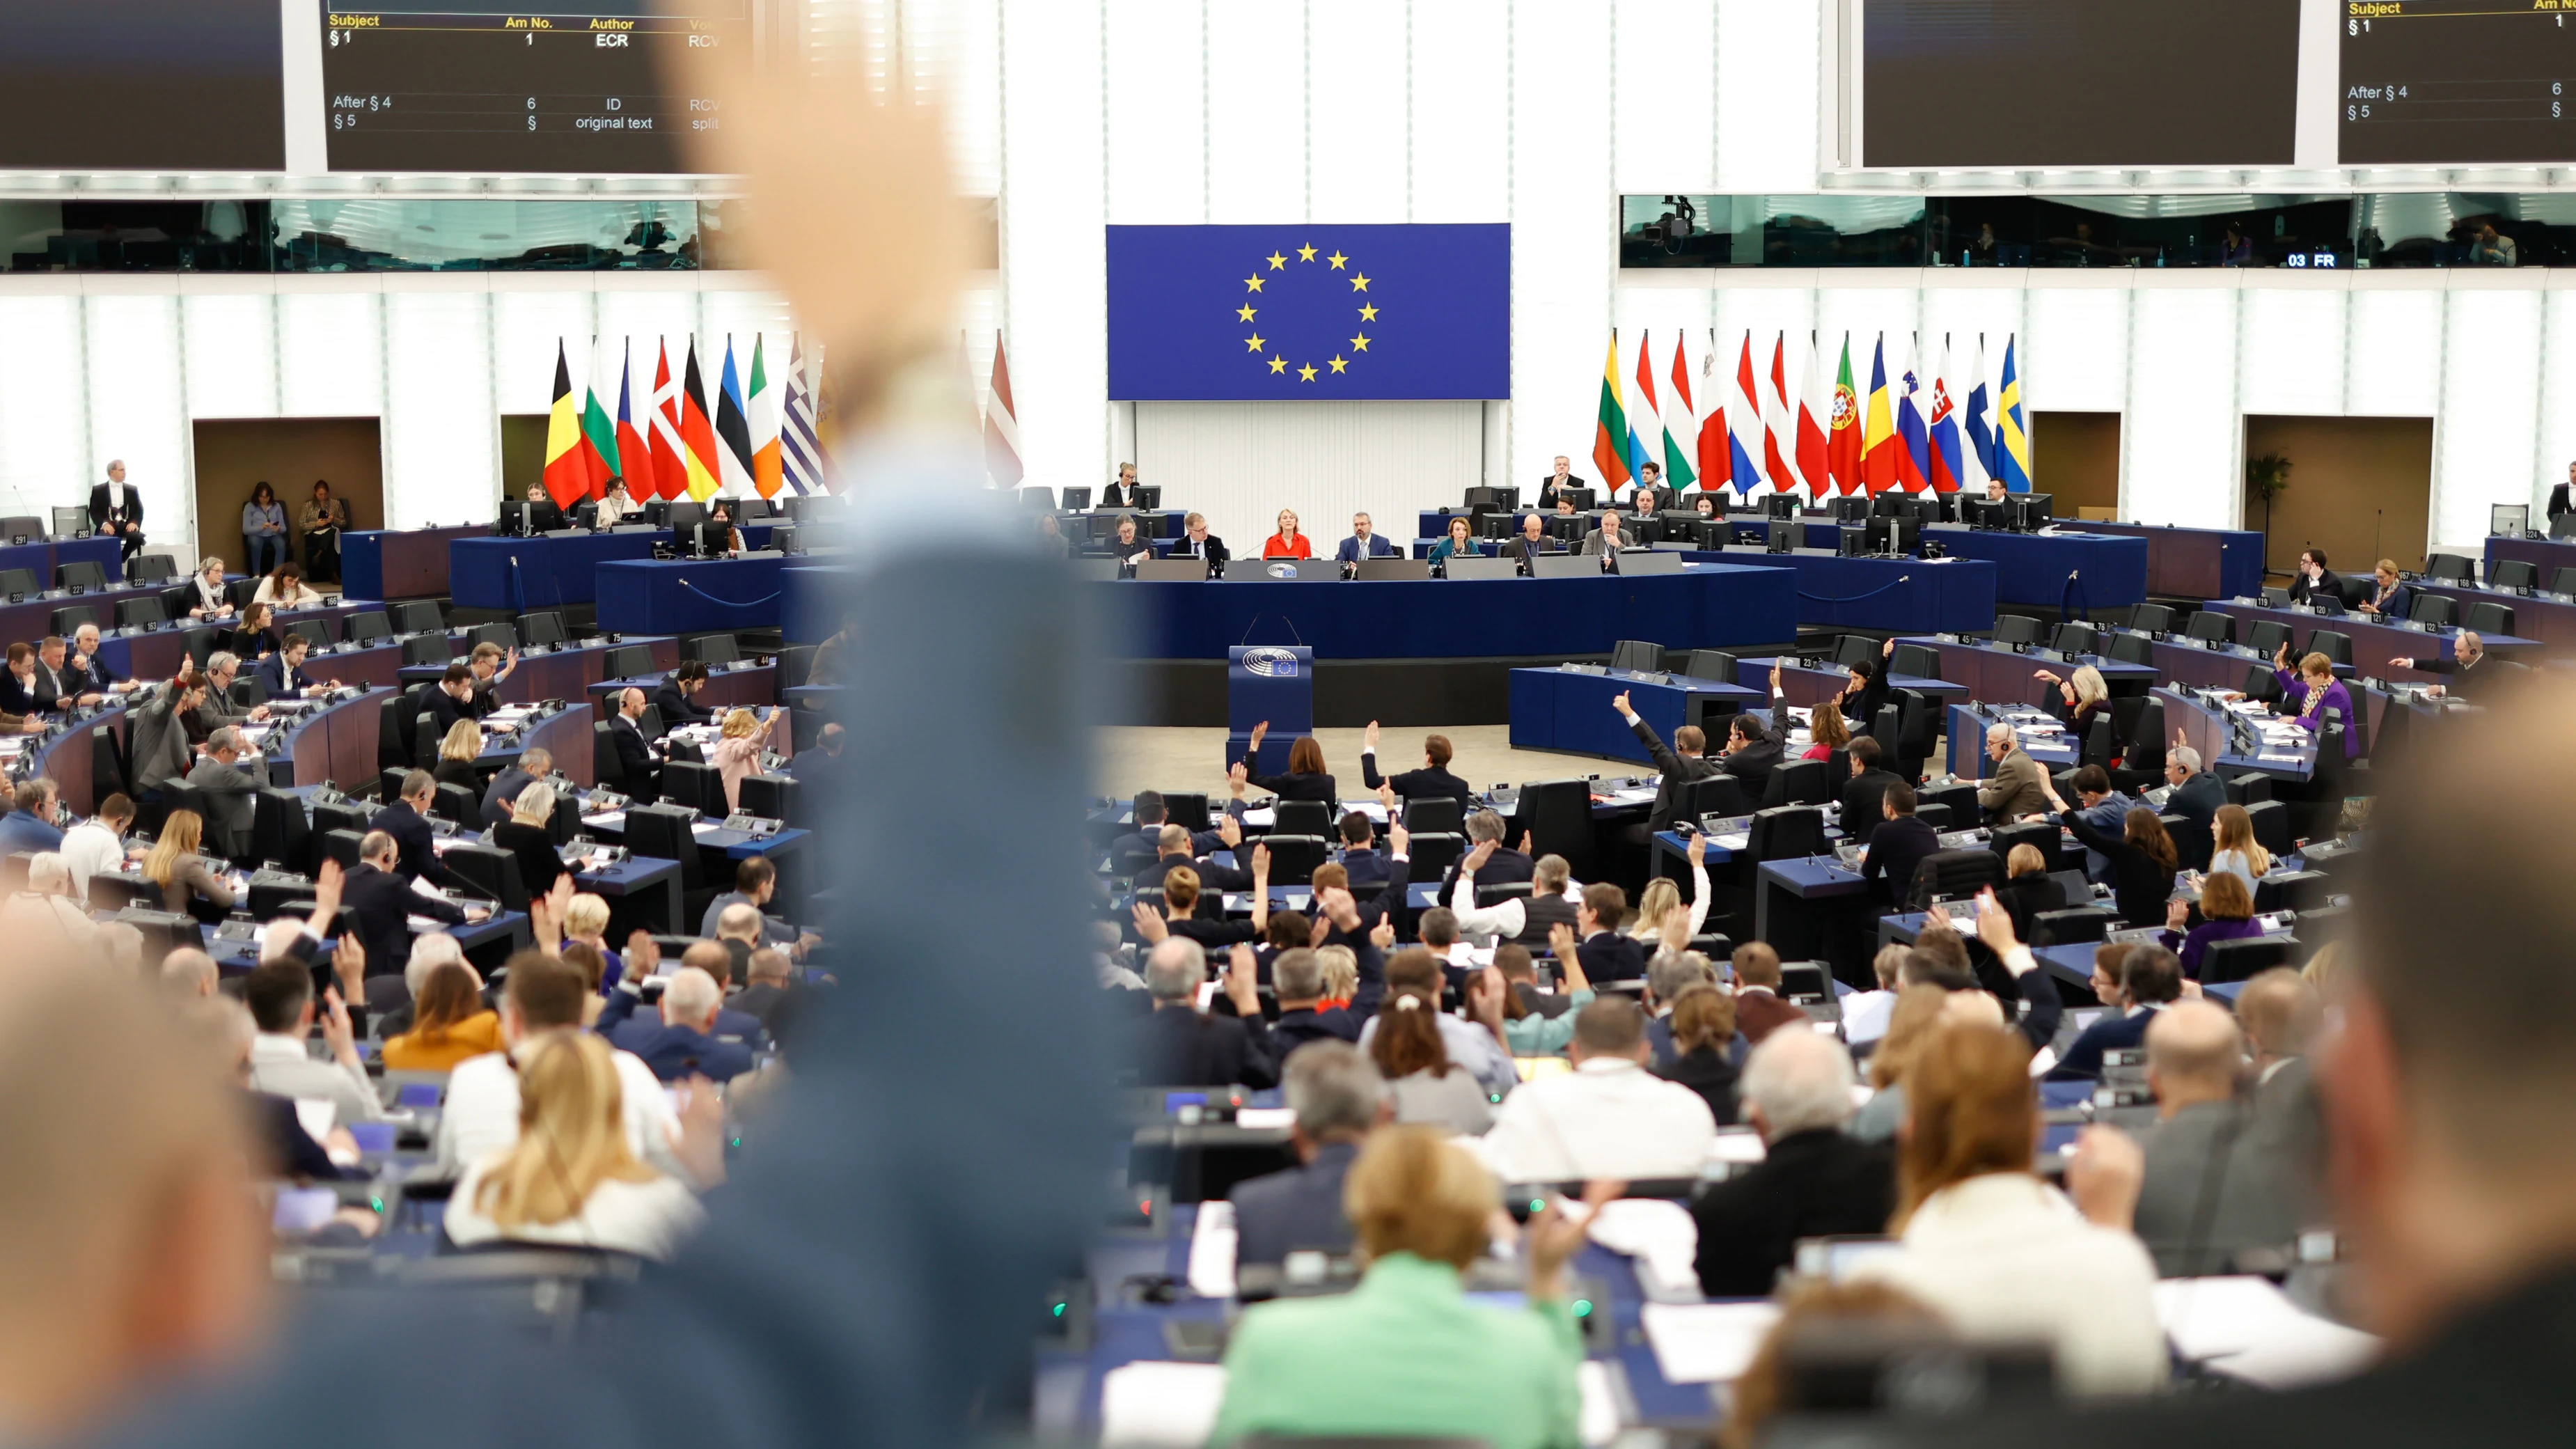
[2033,662,2110,733]
[709,705,780,813]
[562,891,621,982]
[1209,1125,1599,1449]
[143,808,235,916]
[382,961,502,1071]
[2206,803,2272,888]
[1261,507,1312,560]
[433,717,483,793]
[443,1031,707,1260]
[1627,840,1712,950]
[494,780,567,898]
[1314,945,1358,1012]
[1366,988,1493,1135]
[1848,984,1951,1143]
[1853,1021,2165,1397]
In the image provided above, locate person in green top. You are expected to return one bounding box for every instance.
[1208,1126,1610,1449]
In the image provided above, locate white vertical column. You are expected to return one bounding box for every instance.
[85,287,190,554]
[383,280,499,529]
[1000,0,1108,490]
[0,287,87,522]
[1509,0,1613,485]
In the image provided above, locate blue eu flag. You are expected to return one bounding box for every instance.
[1107,224,1510,401]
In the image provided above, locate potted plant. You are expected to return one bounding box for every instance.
[2246,453,2292,574]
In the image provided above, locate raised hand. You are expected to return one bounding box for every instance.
[1250,843,1270,878]
[1610,690,1631,716]
[1367,918,1396,950]
[2165,897,2191,932]
[1129,900,1170,943]
[1519,830,1535,856]
[1364,719,1380,750]
[1248,720,1269,749]
[1217,813,1243,849]
[625,930,660,981]
[1768,662,1782,691]
[1972,886,2023,958]
[1388,820,1409,857]
[1463,838,1497,872]
[1687,831,1706,867]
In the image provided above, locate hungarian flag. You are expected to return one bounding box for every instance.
[1827,334,1862,495]
[747,336,783,499]
[1590,336,1633,490]
[1795,333,1830,498]
[1926,336,1964,494]
[1860,334,1898,494]
[1761,332,1796,497]
[678,339,723,501]
[714,338,756,498]
[1895,339,1931,493]
[1660,333,1696,489]
[1727,331,1765,496]
[1695,331,1728,489]
[612,340,651,495]
[984,333,1024,487]
[647,340,690,501]
[539,342,590,510]
[576,340,620,499]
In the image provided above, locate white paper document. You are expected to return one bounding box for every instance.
[2154,1277,2380,1390]
[1639,1301,1782,1384]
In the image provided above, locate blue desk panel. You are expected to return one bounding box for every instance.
[780,564,854,645]
[450,532,665,610]
[1507,666,1764,762]
[2208,601,2538,678]
[0,535,124,587]
[340,524,488,602]
[2485,534,2576,583]
[1685,548,1995,632]
[2415,579,2576,655]
[1922,524,2149,611]
[2083,521,2264,601]
[1108,563,1798,660]
[596,555,792,634]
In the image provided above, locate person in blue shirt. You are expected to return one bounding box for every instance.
[0,778,63,861]
[2355,558,2413,622]
[254,632,342,700]
[2061,765,2135,884]
[2049,942,2183,1079]
[1335,512,1402,568]
[1427,515,1482,570]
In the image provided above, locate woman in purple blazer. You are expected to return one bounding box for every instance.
[2272,643,2360,758]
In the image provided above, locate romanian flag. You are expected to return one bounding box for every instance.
[1590,335,1633,491]
[578,339,620,499]
[539,342,590,510]
[647,340,690,501]
[1997,336,2033,491]
[1827,334,1862,496]
[1860,334,1898,494]
[613,341,651,496]
[678,339,723,501]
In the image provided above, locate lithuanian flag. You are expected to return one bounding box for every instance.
[1591,336,1633,491]
[540,343,591,510]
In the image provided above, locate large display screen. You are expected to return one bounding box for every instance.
[2341,0,2576,164]
[1861,0,2300,169]
[0,1,285,169]
[320,2,750,173]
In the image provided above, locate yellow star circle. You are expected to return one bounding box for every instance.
[1266,251,1287,270]
[1298,363,1318,382]
[1267,355,1288,374]
[1296,244,1318,263]
[1328,356,1348,374]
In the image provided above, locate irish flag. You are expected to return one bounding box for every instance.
[1590,336,1633,491]
[747,336,783,499]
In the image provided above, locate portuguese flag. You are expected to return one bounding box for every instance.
[540,342,592,510]
[1591,335,1632,491]
[1827,333,1862,496]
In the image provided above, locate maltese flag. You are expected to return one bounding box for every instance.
[1728,331,1766,495]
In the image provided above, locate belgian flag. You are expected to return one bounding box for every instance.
[540,342,592,510]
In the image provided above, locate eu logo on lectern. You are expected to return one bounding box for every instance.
[1107,224,1510,402]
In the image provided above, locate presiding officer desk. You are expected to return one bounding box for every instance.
[596,553,793,634]
[1681,547,1997,633]
[339,524,489,602]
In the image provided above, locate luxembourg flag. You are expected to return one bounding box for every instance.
[1926,336,1965,494]
[1961,335,1997,490]
[1895,338,1931,493]
[1794,333,1831,499]
[1728,331,1767,495]
[1628,331,1662,494]
[1762,331,1797,498]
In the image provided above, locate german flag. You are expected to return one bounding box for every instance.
[540,342,591,510]
[678,338,723,501]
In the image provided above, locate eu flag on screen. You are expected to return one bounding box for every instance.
[1107,224,1511,401]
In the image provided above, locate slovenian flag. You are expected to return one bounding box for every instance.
[1997,336,2032,492]
[1926,336,1964,494]
[1895,338,1931,493]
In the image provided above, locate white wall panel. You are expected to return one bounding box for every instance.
[1915,283,2023,408]
[1205,1,1307,224]
[0,294,86,519]
[2535,285,2576,512]
[1135,400,1479,547]
[2344,286,2441,416]
[490,288,597,416]
[182,292,279,421]
[1408,0,1508,223]
[2433,285,2544,547]
[2125,286,2240,528]
[1613,0,1715,194]
[2238,285,2346,416]
[1814,286,1920,396]
[1612,292,1716,462]
[1000,0,1109,494]
[1309,0,1408,223]
[1715,0,1821,191]
[1105,0,1207,225]
[698,288,797,417]
[276,290,385,418]
[382,288,496,528]
[1509,0,1613,485]
[2020,284,2126,413]
[84,293,189,549]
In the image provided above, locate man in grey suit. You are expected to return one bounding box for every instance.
[1975,721,2050,822]
[187,652,270,736]
[1226,1040,1387,1271]
[183,726,262,862]
[1578,508,1630,558]
[129,675,205,797]
[2162,742,2226,864]
[2128,1000,2304,1276]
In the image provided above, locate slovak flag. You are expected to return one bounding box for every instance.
[1762,331,1797,497]
[1728,331,1766,495]
[1895,339,1931,493]
[1926,336,1964,494]
[1795,334,1830,498]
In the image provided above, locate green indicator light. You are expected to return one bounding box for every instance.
[1051,1302,1066,1318]
[1572,1299,1593,1317]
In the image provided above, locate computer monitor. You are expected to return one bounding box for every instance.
[1828,496,1870,523]
[1133,485,1163,510]
[1866,515,1919,556]
[666,500,707,536]
[1766,523,1796,554]
[1489,487,1521,512]
[1060,486,1093,511]
[1548,515,1588,543]
[1556,486,1594,512]
[1626,517,1664,545]
[1961,498,2008,530]
[1761,493,1800,520]
[1837,529,1874,557]
[1870,492,1908,518]
[2008,494,2053,531]
[2493,503,2531,538]
[499,499,562,536]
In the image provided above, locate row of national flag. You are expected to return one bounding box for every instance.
[542,334,833,509]
[1591,329,2031,499]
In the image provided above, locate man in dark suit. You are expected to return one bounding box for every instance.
[1358,721,1472,810]
[1839,737,1903,848]
[29,636,79,713]
[1263,948,1360,1054]
[424,664,476,742]
[1859,782,1939,907]
[1175,512,1228,577]
[2048,943,2183,1080]
[1334,512,1401,567]
[1729,943,1812,1045]
[2552,460,2573,524]
[62,623,134,703]
[1438,810,1533,905]
[1228,1040,1384,1269]
[1571,884,1645,983]
[1501,512,1558,568]
[0,643,45,719]
[343,829,466,975]
[654,661,715,728]
[88,460,144,565]
[1713,712,1784,790]
[1099,462,1144,511]
[1612,692,1718,842]
[182,727,262,861]
[1132,822,1254,895]
[367,771,469,892]
[2161,742,2226,863]
[1627,463,1673,513]
[254,633,338,701]
[597,963,758,1083]
[1107,789,1223,864]
[1693,1027,1894,1297]
[1536,456,1587,512]
[1335,813,1390,890]
[2389,631,2494,702]
[611,687,661,801]
[1124,938,1278,1088]
[478,746,551,829]
[2286,547,2341,606]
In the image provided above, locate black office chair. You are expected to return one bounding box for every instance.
[623,804,721,922]
[1904,849,2002,911]
[2032,906,2121,948]
[230,675,267,707]
[2080,716,2114,772]
[1832,635,1880,668]
[1744,805,1825,863]
[1987,821,2061,874]
[2306,629,2353,668]
[56,560,107,592]
[2465,600,2515,637]
[1991,616,2043,645]
[414,712,441,769]
[1919,781,1981,828]
[661,760,723,817]
[2424,553,2475,583]
[2240,664,2283,704]
[372,694,410,772]
[2402,593,2455,630]
[2106,632,2153,667]
[1016,486,1054,510]
[1158,792,1213,832]
[518,611,570,648]
[2111,699,2166,795]
[442,843,530,914]
[1609,640,1663,673]
[2182,611,2235,645]
[246,790,313,873]
[1889,642,1942,680]
[2201,935,2305,985]
[1679,774,1751,824]
[49,605,100,637]
[739,774,800,828]
[1685,650,1739,682]
[2254,870,2331,914]
[602,645,655,680]
[1509,780,1595,881]
[2245,620,2292,661]
[315,829,366,872]
[0,567,35,599]
[392,601,443,634]
[685,634,744,666]
[778,644,817,691]
[127,553,177,584]
[2551,567,2576,597]
[1406,832,1466,882]
[87,875,164,913]
[116,594,166,629]
[1764,759,1831,808]
[1400,797,1463,833]
[592,720,625,792]
[2049,622,2099,656]
[1258,835,1329,885]
[1273,799,1333,837]
[2491,559,2539,590]
[345,610,392,645]
[2243,799,2293,859]
[465,622,515,654]
[2225,772,2272,806]
[402,635,450,668]
[2129,604,2176,634]
[428,782,476,826]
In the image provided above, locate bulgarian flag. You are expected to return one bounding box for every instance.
[678,338,723,501]
[1827,334,1862,496]
[747,336,783,499]
[578,338,621,498]
[1590,335,1633,491]
[612,340,651,495]
[647,340,690,501]
[1660,333,1697,490]
[539,342,590,510]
